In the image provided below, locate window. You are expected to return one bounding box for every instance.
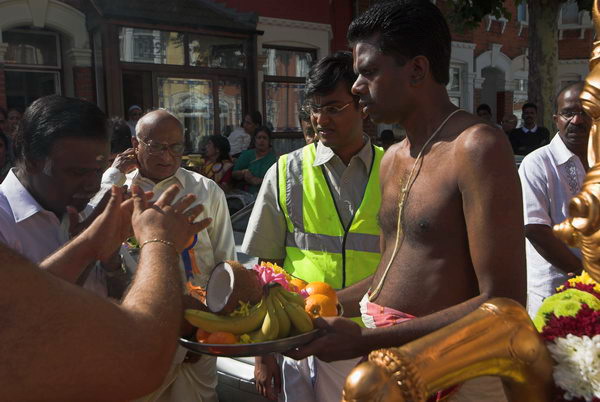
[189,35,246,69]
[4,29,62,110]
[4,30,60,68]
[119,27,184,65]
[517,2,528,23]
[561,1,580,25]
[262,46,316,134]
[515,78,528,93]
[446,65,462,107]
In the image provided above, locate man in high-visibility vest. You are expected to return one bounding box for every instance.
[242,51,383,401]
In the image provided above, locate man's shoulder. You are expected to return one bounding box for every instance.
[520,143,553,169]
[178,168,225,197]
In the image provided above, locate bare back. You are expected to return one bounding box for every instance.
[371,112,526,316]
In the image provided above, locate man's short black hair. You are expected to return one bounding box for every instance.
[522,102,538,113]
[477,104,492,115]
[554,81,585,113]
[305,51,358,100]
[298,103,311,125]
[0,107,7,121]
[14,95,109,163]
[347,0,451,85]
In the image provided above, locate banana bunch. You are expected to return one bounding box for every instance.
[248,285,314,342]
[184,285,314,342]
[184,297,267,335]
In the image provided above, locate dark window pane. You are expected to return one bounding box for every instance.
[4,30,59,67]
[218,80,243,136]
[5,70,60,109]
[264,82,306,132]
[189,35,246,69]
[119,27,184,65]
[263,48,313,77]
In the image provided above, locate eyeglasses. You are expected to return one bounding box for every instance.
[138,137,185,156]
[304,101,354,117]
[558,110,587,120]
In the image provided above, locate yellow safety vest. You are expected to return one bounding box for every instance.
[277,143,383,289]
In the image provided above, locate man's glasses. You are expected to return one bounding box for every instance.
[304,101,354,117]
[558,110,587,120]
[138,137,185,156]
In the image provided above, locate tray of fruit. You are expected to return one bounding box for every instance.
[179,261,339,357]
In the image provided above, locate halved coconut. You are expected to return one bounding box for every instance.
[206,260,263,315]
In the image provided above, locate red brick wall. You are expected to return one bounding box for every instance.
[356,1,591,61]
[559,28,594,59]
[73,67,95,102]
[222,0,354,55]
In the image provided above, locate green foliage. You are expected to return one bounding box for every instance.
[446,0,510,33]
[446,0,593,33]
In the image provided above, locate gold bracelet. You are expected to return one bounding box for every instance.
[140,238,176,250]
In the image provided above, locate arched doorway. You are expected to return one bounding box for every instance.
[480,66,505,123]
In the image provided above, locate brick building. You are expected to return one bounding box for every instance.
[0,0,353,153]
[0,0,594,149]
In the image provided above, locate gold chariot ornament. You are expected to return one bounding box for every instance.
[343,1,600,400]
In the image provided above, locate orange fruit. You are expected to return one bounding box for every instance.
[304,294,338,319]
[289,277,308,292]
[206,331,239,344]
[304,281,338,304]
[195,329,212,343]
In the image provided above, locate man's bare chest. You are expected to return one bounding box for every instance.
[379,160,464,244]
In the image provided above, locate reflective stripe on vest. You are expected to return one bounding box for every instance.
[277,143,383,288]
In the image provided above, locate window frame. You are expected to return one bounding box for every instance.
[261,44,317,137]
[3,28,62,69]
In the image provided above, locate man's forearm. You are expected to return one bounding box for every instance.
[525,224,582,274]
[39,233,97,283]
[0,242,182,401]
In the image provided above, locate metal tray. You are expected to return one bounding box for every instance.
[179,329,321,357]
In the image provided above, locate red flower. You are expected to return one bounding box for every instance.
[541,304,600,341]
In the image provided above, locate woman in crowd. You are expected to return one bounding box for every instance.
[200,134,234,191]
[232,126,276,195]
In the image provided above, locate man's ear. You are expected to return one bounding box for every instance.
[409,55,429,86]
[131,137,139,152]
[25,158,45,174]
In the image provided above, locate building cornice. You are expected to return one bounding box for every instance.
[452,41,476,50]
[258,16,332,34]
[558,59,588,65]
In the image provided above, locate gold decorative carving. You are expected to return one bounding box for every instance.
[342,299,553,401]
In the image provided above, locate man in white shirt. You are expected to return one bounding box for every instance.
[518,81,591,317]
[0,95,115,296]
[102,109,236,402]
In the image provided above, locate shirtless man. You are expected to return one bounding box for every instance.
[288,2,525,399]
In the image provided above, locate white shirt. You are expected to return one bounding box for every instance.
[242,138,373,259]
[102,166,236,288]
[518,134,584,301]
[227,127,251,155]
[0,169,107,295]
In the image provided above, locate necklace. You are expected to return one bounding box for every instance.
[368,108,463,302]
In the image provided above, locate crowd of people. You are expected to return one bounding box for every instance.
[0,0,591,401]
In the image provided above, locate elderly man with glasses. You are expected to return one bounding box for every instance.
[518,81,592,319]
[242,51,383,402]
[101,109,235,402]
